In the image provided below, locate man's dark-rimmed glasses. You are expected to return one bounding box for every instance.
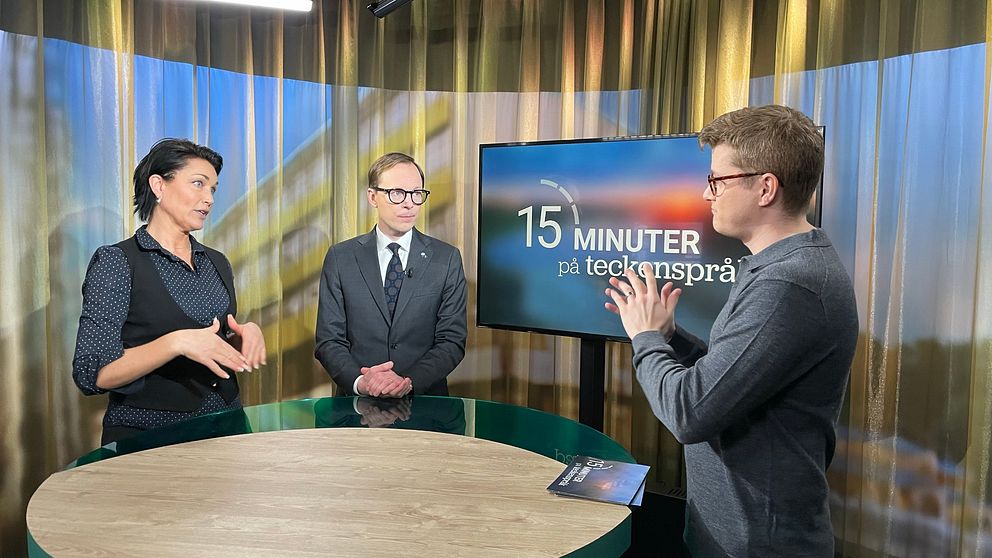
[372,187,431,205]
[706,172,766,197]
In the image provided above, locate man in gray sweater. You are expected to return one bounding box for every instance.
[606,105,858,557]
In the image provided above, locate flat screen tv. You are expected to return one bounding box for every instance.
[477,134,823,341]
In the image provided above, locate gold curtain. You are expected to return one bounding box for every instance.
[2,0,992,555]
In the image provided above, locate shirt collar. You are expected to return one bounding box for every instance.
[374,226,413,254]
[136,225,205,258]
[740,228,829,272]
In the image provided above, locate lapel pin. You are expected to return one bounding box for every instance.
[421,252,427,258]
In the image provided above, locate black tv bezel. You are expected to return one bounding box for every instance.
[475,131,825,342]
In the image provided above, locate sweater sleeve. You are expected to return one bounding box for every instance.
[631,279,827,444]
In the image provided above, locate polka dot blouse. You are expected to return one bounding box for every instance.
[72,226,241,431]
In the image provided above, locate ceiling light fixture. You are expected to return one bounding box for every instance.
[195,0,313,12]
[367,0,413,18]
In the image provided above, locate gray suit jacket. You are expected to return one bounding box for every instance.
[314,228,467,396]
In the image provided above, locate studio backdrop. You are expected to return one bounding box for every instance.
[2,1,992,556]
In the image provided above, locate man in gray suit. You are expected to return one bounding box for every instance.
[315,152,467,397]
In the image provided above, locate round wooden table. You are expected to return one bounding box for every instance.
[27,397,633,557]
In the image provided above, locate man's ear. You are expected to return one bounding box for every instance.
[367,187,378,208]
[757,173,781,208]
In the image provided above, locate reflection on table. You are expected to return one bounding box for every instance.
[314,396,467,433]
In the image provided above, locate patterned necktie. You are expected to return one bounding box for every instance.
[384,242,404,317]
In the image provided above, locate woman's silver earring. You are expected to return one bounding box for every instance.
[155,197,161,203]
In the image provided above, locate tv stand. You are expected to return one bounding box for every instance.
[579,338,606,431]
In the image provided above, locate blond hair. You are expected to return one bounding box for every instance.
[367,152,424,189]
[699,105,823,215]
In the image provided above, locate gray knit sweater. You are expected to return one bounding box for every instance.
[632,229,858,557]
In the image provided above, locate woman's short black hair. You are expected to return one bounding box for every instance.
[133,138,223,222]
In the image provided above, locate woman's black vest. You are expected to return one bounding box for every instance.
[111,235,239,412]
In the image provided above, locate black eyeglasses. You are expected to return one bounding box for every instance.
[706,172,768,197]
[372,187,431,205]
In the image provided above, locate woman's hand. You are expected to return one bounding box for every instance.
[226,314,267,370]
[170,318,251,379]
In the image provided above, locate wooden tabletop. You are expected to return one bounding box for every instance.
[27,428,630,557]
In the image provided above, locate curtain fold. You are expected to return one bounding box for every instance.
[970,3,992,552]
[2,0,991,555]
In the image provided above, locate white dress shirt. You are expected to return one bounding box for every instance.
[375,227,412,283]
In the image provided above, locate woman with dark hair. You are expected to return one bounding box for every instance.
[72,138,266,445]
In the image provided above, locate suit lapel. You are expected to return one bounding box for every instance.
[393,229,433,321]
[355,230,391,323]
